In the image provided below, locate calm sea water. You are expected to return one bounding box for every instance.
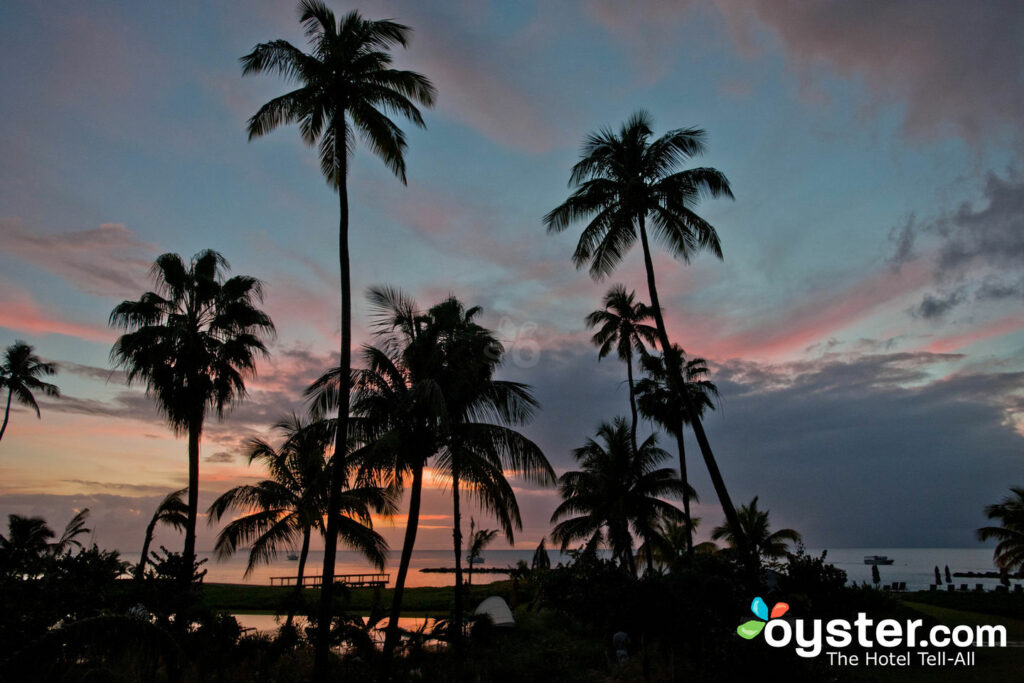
[120,546,1001,592]
[132,546,998,635]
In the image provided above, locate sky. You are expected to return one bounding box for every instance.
[1,0,1023,560]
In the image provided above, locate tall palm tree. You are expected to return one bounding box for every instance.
[241,5,434,664]
[551,418,687,575]
[309,288,551,664]
[584,285,657,452]
[422,295,553,644]
[208,415,392,626]
[110,250,275,575]
[0,341,60,443]
[635,345,718,555]
[711,497,802,565]
[977,487,1024,573]
[136,488,188,580]
[307,291,441,668]
[544,111,749,558]
[465,518,498,587]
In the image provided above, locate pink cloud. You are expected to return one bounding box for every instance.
[665,259,933,362]
[922,313,1024,354]
[0,285,112,343]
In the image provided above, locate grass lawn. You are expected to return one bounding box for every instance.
[200,579,521,616]
[847,599,1024,682]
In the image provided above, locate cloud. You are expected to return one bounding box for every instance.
[887,215,917,269]
[0,284,112,343]
[976,276,1024,302]
[60,362,126,384]
[933,172,1024,275]
[205,451,235,464]
[913,288,966,320]
[696,352,1024,546]
[893,172,1024,320]
[0,219,156,296]
[715,0,1024,144]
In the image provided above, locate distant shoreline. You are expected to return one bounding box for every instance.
[419,566,512,574]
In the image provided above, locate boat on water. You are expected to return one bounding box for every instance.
[287,553,299,561]
[864,555,894,565]
[467,556,485,565]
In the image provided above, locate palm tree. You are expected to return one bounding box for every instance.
[241,5,434,664]
[977,487,1024,573]
[0,515,54,578]
[110,250,275,575]
[711,497,802,565]
[532,537,551,570]
[637,518,690,572]
[307,291,441,667]
[422,295,553,644]
[53,508,91,555]
[584,285,657,452]
[551,418,687,575]
[0,509,90,577]
[635,345,718,555]
[310,288,551,664]
[465,518,498,587]
[544,111,749,558]
[0,341,60,443]
[136,488,188,580]
[208,415,392,626]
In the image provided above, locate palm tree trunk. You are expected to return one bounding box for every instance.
[626,351,639,455]
[182,415,202,584]
[635,217,748,560]
[451,466,465,650]
[673,423,694,557]
[288,525,312,627]
[137,519,156,581]
[382,463,425,673]
[0,387,12,442]
[315,119,352,679]
[621,523,638,577]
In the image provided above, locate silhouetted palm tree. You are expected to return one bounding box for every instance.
[0,341,60,443]
[309,288,551,664]
[465,518,498,587]
[422,295,552,643]
[0,515,53,578]
[241,5,434,664]
[551,418,687,575]
[53,508,91,555]
[307,291,440,667]
[208,415,392,626]
[544,111,748,558]
[532,537,551,570]
[584,285,657,452]
[635,345,718,555]
[977,487,1024,573]
[711,497,802,564]
[110,250,274,575]
[0,509,90,577]
[136,488,188,580]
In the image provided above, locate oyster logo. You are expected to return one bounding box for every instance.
[737,596,789,640]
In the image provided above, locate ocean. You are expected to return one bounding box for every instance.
[119,546,1002,591]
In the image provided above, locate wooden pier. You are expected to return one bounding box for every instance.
[269,573,389,588]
